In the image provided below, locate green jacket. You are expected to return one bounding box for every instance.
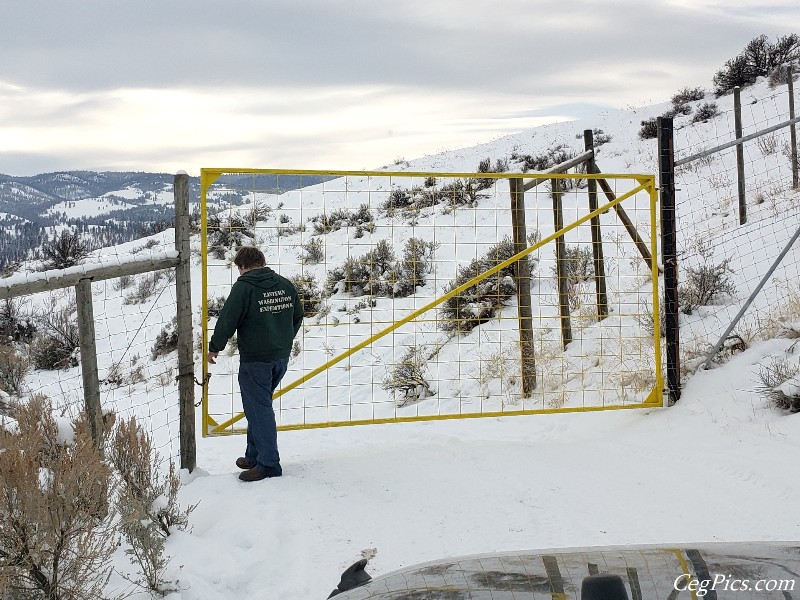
[209,267,303,362]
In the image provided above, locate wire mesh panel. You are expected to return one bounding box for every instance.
[200,169,661,436]
[2,232,183,461]
[674,82,800,376]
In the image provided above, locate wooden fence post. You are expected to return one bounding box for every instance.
[587,164,655,272]
[75,278,103,447]
[789,65,798,190]
[551,178,572,350]
[510,177,536,395]
[583,130,608,320]
[174,172,196,472]
[658,117,680,405]
[734,86,747,224]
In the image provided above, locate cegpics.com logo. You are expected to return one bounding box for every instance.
[674,573,796,597]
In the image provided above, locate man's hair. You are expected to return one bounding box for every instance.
[234,246,266,270]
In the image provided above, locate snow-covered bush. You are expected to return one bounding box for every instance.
[382,188,414,214]
[768,61,799,87]
[206,294,227,319]
[311,204,374,235]
[324,238,437,299]
[389,238,440,298]
[666,103,693,117]
[324,239,396,297]
[108,415,196,595]
[29,293,79,370]
[382,167,496,216]
[0,297,35,344]
[439,178,484,207]
[678,249,736,315]
[123,270,165,305]
[552,245,594,286]
[592,128,613,146]
[150,316,178,360]
[511,144,576,172]
[41,229,90,270]
[113,273,135,290]
[290,274,323,317]
[29,332,78,370]
[671,86,705,105]
[639,118,659,140]
[440,237,535,333]
[757,356,800,412]
[103,358,146,388]
[207,212,255,259]
[713,34,800,95]
[299,237,325,265]
[381,345,435,407]
[691,102,721,124]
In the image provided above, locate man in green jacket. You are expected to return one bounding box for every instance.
[208,246,303,482]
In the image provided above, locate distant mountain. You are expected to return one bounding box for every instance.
[0,170,333,270]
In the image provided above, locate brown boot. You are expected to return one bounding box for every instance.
[238,464,282,482]
[236,457,254,470]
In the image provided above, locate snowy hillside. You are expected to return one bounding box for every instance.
[2,72,800,599]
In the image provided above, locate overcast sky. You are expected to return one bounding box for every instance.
[1,0,798,176]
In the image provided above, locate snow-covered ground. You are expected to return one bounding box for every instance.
[3,73,800,599]
[169,355,800,599]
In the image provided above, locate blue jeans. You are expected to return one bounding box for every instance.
[238,359,289,469]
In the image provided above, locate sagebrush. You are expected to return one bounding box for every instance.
[108,415,196,595]
[0,396,120,600]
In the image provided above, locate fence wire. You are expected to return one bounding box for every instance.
[673,79,800,377]
[0,231,183,462]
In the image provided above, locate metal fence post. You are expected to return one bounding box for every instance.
[174,172,196,472]
[583,130,608,320]
[734,86,747,224]
[510,177,536,395]
[658,117,680,405]
[789,65,798,190]
[551,178,573,350]
[75,278,103,446]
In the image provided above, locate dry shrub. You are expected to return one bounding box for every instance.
[42,230,90,270]
[30,292,80,370]
[107,415,195,596]
[150,316,178,360]
[0,345,30,396]
[757,356,800,412]
[0,395,120,600]
[678,242,736,314]
[123,271,166,305]
[0,297,36,343]
[102,359,146,389]
[381,345,436,407]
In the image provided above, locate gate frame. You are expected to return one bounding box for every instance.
[200,168,663,436]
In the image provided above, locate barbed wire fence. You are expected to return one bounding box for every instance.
[0,175,196,469]
[659,66,800,403]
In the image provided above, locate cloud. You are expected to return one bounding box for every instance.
[0,82,569,175]
[0,0,797,175]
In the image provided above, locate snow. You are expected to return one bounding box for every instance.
[5,74,800,599]
[166,354,800,599]
[42,196,136,218]
[0,249,179,291]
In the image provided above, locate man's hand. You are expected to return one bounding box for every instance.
[207,351,219,365]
